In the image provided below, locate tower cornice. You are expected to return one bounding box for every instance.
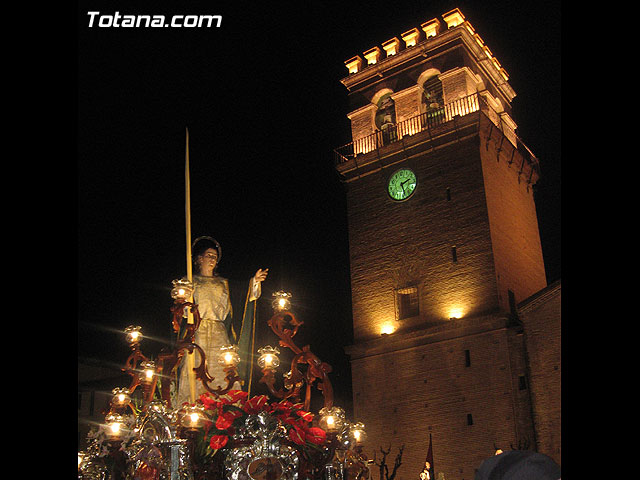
[340,21,516,106]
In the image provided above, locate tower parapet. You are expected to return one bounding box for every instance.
[338,8,520,162]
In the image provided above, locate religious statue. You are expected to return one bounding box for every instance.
[176,236,268,405]
[419,461,431,480]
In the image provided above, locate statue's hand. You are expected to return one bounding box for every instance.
[254,268,269,283]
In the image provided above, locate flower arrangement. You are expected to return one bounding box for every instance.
[193,390,327,456]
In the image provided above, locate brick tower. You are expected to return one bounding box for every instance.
[334,9,550,480]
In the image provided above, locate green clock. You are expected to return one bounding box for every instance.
[387,168,417,201]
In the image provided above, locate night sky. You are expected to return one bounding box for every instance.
[77,0,560,414]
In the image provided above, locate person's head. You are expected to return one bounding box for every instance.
[192,236,222,276]
[474,450,560,480]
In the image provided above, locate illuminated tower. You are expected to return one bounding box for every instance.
[334,9,551,479]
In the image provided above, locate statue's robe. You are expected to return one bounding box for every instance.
[175,274,259,404]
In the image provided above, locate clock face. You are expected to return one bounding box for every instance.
[387,168,417,201]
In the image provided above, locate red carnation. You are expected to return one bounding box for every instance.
[209,434,228,450]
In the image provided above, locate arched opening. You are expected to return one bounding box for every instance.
[418,71,444,127]
[374,91,397,145]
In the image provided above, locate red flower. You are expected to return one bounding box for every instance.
[294,410,314,423]
[305,427,326,445]
[288,426,306,445]
[278,414,305,430]
[200,393,218,410]
[203,420,212,435]
[271,400,294,411]
[243,395,269,414]
[216,410,243,430]
[209,434,228,450]
[221,389,248,405]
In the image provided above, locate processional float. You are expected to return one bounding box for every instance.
[78,130,370,480]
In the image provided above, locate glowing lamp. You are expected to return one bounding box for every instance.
[111,387,131,407]
[105,413,125,440]
[124,325,142,345]
[181,404,207,430]
[380,323,395,335]
[171,278,193,300]
[349,422,367,446]
[318,406,346,433]
[449,308,464,320]
[257,345,280,369]
[272,291,292,311]
[78,452,86,470]
[140,360,156,384]
[218,344,240,367]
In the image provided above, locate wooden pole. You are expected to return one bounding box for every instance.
[185,127,197,403]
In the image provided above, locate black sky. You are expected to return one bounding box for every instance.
[77,0,560,413]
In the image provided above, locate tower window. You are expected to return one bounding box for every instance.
[421,75,445,128]
[451,246,458,263]
[467,413,474,425]
[464,349,471,367]
[397,286,419,319]
[508,289,517,316]
[518,375,528,390]
[375,93,397,145]
[446,187,451,201]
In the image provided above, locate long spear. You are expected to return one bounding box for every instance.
[185,127,197,403]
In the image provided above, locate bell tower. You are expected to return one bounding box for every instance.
[335,8,547,479]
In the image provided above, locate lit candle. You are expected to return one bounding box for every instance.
[350,422,367,446]
[111,388,131,407]
[181,404,206,430]
[124,325,142,345]
[258,346,280,369]
[140,361,156,384]
[105,413,125,440]
[271,291,292,311]
[171,278,193,300]
[319,406,345,433]
[218,344,240,367]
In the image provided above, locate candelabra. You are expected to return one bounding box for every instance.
[78,286,369,480]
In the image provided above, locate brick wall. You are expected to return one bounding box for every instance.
[478,119,547,311]
[346,134,500,342]
[518,282,561,465]
[392,86,422,123]
[350,319,533,480]
[349,105,376,146]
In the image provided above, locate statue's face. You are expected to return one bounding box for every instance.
[197,248,218,274]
